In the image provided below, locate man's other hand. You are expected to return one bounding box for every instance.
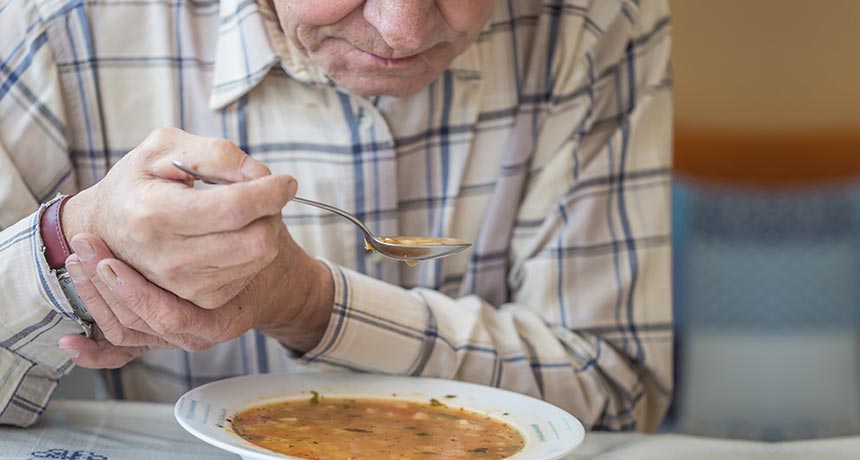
[59,230,334,368]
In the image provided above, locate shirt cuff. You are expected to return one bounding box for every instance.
[300,260,432,375]
[0,207,84,371]
[35,197,91,335]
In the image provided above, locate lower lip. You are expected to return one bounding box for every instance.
[359,49,423,68]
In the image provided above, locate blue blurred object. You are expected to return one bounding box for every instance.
[670,177,860,441]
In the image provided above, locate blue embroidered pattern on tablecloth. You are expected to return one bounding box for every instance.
[30,449,107,460]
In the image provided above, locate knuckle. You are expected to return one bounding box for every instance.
[211,138,239,156]
[144,127,178,148]
[137,127,186,164]
[156,126,180,137]
[121,282,147,309]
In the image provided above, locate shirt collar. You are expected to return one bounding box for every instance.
[210,0,329,110]
[210,0,483,110]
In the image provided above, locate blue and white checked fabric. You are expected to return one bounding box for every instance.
[0,0,673,430]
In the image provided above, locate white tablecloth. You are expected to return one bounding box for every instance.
[1,400,859,459]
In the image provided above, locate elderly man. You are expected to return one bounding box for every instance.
[0,0,673,431]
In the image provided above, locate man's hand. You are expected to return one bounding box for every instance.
[61,127,297,309]
[59,230,334,368]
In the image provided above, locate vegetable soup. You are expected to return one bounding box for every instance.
[232,394,525,460]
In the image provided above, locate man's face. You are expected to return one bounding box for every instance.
[272,0,495,98]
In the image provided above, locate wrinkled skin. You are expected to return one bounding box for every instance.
[274,0,495,97]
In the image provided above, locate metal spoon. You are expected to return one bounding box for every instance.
[172,160,471,263]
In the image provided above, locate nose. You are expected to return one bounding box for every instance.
[363,0,435,52]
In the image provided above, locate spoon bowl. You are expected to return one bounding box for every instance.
[172,160,471,263]
[368,236,471,262]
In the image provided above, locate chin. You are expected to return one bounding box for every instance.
[333,75,439,98]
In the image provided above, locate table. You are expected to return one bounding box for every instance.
[1,400,859,459]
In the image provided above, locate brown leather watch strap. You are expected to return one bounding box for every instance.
[40,195,74,270]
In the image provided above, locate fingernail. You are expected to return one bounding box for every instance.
[66,260,87,283]
[71,238,94,261]
[97,262,122,290]
[240,156,269,179]
[60,345,80,358]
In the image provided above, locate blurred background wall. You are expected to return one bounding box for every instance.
[668,0,860,441]
[672,0,860,183]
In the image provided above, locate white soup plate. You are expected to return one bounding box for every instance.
[175,373,585,460]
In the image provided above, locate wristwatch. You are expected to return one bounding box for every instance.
[41,195,97,336]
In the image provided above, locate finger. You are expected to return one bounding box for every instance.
[67,254,167,347]
[148,132,270,182]
[59,334,150,369]
[92,258,252,348]
[157,174,297,235]
[88,257,210,350]
[72,231,254,311]
[67,242,169,347]
[176,215,283,273]
[87,255,205,340]
[67,238,154,336]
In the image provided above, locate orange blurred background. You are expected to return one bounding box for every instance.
[670,0,860,184]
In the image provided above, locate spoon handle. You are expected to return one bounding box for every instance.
[172,160,376,242]
[290,196,375,242]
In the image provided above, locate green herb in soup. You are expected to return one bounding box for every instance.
[232,396,525,460]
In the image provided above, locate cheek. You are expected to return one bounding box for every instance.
[282,0,363,25]
[437,0,496,33]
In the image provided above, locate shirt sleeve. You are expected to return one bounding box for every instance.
[0,0,83,427]
[301,1,673,432]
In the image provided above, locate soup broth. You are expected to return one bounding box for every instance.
[380,237,467,246]
[232,396,524,460]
